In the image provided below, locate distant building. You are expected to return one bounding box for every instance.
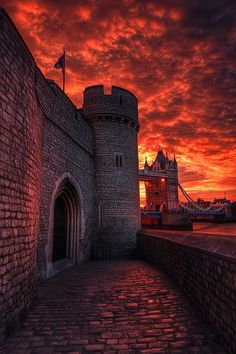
[231,202,236,221]
[211,198,232,219]
[213,198,231,205]
[197,198,211,208]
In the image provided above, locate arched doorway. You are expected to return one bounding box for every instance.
[46,174,84,278]
[52,195,67,262]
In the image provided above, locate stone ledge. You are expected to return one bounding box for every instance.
[139,229,236,261]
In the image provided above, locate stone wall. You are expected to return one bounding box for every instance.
[35,69,95,279]
[0,8,96,342]
[137,230,236,354]
[0,8,43,343]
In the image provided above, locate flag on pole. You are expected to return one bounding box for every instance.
[54,52,65,69]
[54,51,66,92]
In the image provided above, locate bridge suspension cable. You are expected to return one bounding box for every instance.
[178,183,225,213]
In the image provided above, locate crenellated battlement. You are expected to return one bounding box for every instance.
[82,85,138,124]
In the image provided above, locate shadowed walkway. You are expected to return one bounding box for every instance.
[0,260,226,354]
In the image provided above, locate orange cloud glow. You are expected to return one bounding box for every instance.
[2,0,236,202]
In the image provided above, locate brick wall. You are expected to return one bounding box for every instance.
[0,8,43,343]
[137,230,236,354]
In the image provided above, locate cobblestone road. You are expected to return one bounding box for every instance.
[0,260,226,354]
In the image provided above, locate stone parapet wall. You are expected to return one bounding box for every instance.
[137,230,236,354]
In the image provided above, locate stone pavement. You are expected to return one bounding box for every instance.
[0,260,226,354]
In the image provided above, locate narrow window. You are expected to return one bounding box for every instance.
[115,154,123,169]
[120,95,123,104]
[99,203,103,228]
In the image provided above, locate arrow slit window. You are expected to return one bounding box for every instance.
[115,154,123,169]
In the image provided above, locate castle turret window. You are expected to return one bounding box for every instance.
[116,155,119,167]
[115,154,123,169]
[98,203,103,228]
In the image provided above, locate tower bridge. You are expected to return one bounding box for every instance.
[139,150,179,213]
[139,150,228,223]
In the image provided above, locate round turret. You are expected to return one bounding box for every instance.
[83,85,139,127]
[82,85,140,257]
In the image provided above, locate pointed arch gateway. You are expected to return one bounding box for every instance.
[45,173,85,278]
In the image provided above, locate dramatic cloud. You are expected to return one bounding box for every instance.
[2,0,236,202]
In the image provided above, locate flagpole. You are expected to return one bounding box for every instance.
[63,50,66,92]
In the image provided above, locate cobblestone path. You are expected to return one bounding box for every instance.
[0,260,226,354]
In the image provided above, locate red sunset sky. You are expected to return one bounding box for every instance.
[2,0,236,202]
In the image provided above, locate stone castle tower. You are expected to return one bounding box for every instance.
[83,85,140,257]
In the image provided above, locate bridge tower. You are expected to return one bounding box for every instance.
[82,85,140,257]
[142,150,179,212]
